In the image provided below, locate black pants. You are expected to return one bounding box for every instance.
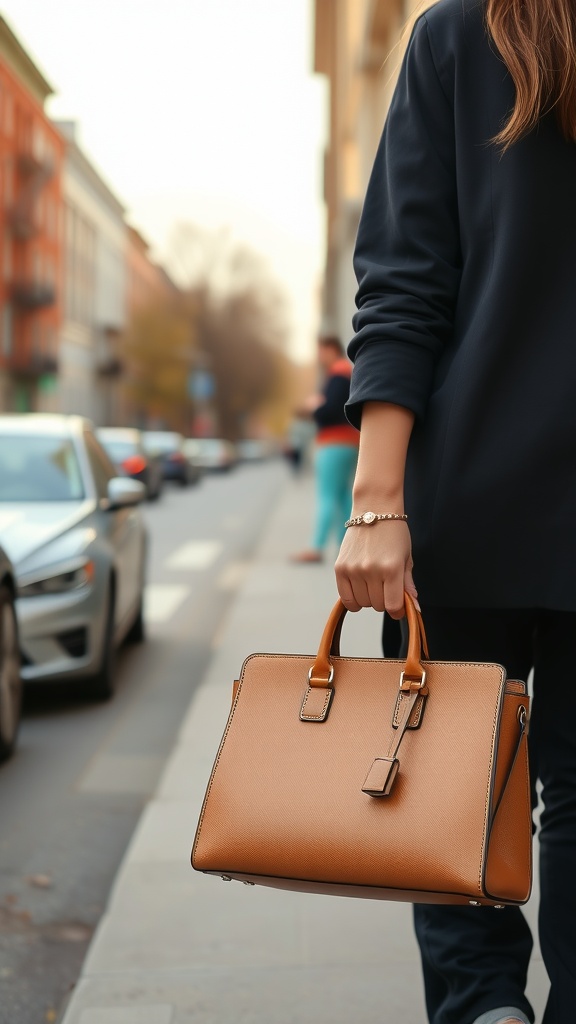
[385,608,576,1024]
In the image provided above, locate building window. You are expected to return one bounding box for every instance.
[4,158,12,204]
[3,238,11,282]
[32,124,44,163]
[2,306,13,358]
[4,92,13,135]
[32,320,42,355]
[46,198,56,239]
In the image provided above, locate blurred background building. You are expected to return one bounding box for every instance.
[0,11,305,440]
[314,0,428,343]
[1,2,433,437]
[0,15,64,413]
[57,119,126,424]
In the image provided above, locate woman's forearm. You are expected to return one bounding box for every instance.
[352,402,415,511]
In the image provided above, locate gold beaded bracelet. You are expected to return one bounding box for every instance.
[345,511,408,528]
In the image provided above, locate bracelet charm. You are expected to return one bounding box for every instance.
[345,511,408,528]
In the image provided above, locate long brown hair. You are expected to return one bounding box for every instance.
[487,0,576,148]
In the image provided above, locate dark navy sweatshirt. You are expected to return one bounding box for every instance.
[347,0,576,609]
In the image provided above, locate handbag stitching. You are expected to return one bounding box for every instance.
[477,669,504,894]
[393,691,425,728]
[192,676,246,864]
[483,712,532,903]
[300,685,332,721]
[201,869,526,906]
[520,729,533,893]
[237,653,504,670]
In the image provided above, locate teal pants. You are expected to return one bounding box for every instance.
[312,444,358,551]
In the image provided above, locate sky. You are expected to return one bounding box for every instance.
[2,0,327,362]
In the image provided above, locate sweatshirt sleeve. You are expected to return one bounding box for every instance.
[346,15,462,428]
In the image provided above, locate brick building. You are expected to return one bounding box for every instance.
[0,15,64,411]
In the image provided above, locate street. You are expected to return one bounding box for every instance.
[0,460,287,1024]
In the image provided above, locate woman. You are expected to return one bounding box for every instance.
[291,336,359,563]
[335,1,576,1023]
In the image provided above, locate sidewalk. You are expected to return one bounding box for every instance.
[60,469,548,1024]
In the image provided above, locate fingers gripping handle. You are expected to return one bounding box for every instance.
[301,594,428,724]
[308,592,429,689]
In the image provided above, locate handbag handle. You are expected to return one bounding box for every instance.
[308,592,429,688]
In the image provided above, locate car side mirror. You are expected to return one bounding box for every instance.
[106,477,146,509]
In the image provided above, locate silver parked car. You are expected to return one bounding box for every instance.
[0,543,21,761]
[0,415,147,700]
[183,437,236,472]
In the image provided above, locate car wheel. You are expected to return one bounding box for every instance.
[125,592,145,644]
[89,585,116,702]
[0,586,22,762]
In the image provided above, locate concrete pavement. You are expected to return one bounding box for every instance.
[59,467,549,1024]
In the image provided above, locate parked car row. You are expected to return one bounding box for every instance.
[97,430,279,491]
[0,414,150,762]
[141,431,201,487]
[0,547,20,762]
[0,418,281,763]
[183,437,236,473]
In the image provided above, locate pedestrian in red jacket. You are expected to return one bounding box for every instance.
[291,337,359,563]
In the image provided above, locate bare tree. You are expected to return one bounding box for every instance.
[122,296,196,432]
[167,224,293,439]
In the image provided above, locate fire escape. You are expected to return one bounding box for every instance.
[8,149,58,376]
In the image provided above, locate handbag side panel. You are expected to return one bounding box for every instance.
[483,688,532,904]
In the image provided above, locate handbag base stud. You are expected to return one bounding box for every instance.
[469,900,481,906]
[221,875,232,881]
[493,905,505,910]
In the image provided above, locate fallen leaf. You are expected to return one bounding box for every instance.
[45,1010,57,1022]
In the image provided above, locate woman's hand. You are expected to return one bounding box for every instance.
[335,521,418,618]
[333,402,418,617]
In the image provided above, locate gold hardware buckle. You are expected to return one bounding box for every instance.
[399,670,427,693]
[308,665,334,685]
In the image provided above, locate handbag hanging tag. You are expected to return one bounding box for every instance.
[362,757,400,797]
[361,680,423,797]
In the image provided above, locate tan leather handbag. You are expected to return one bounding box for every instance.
[192,594,532,907]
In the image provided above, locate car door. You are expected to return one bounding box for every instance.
[84,431,143,630]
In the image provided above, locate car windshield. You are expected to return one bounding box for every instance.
[0,435,85,501]
[143,432,180,454]
[100,440,138,463]
[200,440,224,453]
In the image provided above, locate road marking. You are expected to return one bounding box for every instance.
[78,1006,174,1024]
[217,560,250,591]
[144,584,190,623]
[164,540,223,570]
[78,754,165,795]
